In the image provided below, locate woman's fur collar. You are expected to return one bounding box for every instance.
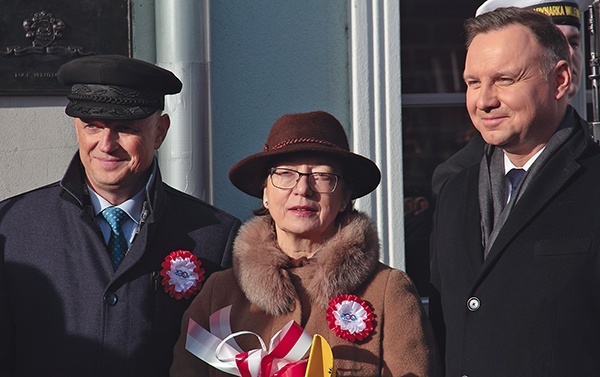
[232,211,380,316]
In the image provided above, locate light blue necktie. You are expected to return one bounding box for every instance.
[102,207,129,270]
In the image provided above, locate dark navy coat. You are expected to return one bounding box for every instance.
[430,108,600,377]
[0,154,241,377]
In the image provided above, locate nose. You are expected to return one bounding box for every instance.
[98,128,120,152]
[475,84,500,112]
[292,174,314,196]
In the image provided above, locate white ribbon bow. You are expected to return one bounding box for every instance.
[186,305,313,376]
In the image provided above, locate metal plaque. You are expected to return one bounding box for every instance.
[0,0,131,95]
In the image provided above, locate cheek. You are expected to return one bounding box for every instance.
[324,193,347,215]
[74,127,88,145]
[76,135,96,153]
[465,91,477,111]
[135,135,154,151]
[124,138,156,166]
[572,51,583,69]
[264,186,286,210]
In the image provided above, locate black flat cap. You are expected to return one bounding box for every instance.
[57,55,183,120]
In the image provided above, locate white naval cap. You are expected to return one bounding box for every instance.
[476,0,595,28]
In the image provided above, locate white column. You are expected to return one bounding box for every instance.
[349,0,404,269]
[155,0,213,202]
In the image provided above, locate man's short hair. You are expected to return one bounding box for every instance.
[465,7,571,75]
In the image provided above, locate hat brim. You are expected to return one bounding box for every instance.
[66,100,159,120]
[229,143,381,199]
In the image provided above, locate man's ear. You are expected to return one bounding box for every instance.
[154,113,171,149]
[554,60,571,100]
[73,118,81,140]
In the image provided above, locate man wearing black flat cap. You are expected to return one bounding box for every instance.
[0,55,240,377]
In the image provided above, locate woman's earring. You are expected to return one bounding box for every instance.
[264,201,268,207]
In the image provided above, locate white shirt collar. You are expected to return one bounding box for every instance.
[504,146,546,175]
[88,186,145,224]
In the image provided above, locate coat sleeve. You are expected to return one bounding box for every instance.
[170,272,218,377]
[428,193,447,362]
[0,246,15,376]
[381,270,442,377]
[428,236,446,364]
[219,217,241,269]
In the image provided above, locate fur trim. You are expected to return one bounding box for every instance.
[232,211,380,316]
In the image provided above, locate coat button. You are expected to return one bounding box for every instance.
[467,297,480,311]
[104,292,118,306]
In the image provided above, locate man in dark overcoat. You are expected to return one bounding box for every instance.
[430,8,600,376]
[431,0,592,199]
[0,55,241,377]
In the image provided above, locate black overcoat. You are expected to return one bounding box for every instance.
[0,154,241,377]
[430,108,600,377]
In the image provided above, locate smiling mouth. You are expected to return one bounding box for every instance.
[94,156,126,169]
[98,157,123,163]
[480,115,507,126]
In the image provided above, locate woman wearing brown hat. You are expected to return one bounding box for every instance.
[170,111,440,376]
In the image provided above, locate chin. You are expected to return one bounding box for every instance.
[479,132,499,146]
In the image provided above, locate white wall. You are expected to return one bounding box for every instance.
[0,97,75,199]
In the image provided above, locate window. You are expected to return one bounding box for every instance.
[400,0,490,296]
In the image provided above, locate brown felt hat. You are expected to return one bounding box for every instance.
[229,110,381,199]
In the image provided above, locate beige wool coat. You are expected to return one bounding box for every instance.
[171,212,440,377]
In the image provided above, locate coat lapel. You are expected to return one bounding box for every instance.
[463,167,486,275]
[473,133,586,288]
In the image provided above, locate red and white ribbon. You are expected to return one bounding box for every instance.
[186,305,312,377]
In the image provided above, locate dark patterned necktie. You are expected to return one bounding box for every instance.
[102,207,129,270]
[506,168,526,201]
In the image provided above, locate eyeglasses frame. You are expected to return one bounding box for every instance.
[268,167,342,193]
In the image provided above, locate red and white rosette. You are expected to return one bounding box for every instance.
[185,305,312,377]
[326,294,375,342]
[160,250,205,300]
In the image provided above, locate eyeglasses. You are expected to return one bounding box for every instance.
[269,167,341,193]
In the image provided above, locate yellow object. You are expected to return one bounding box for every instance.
[305,334,337,377]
